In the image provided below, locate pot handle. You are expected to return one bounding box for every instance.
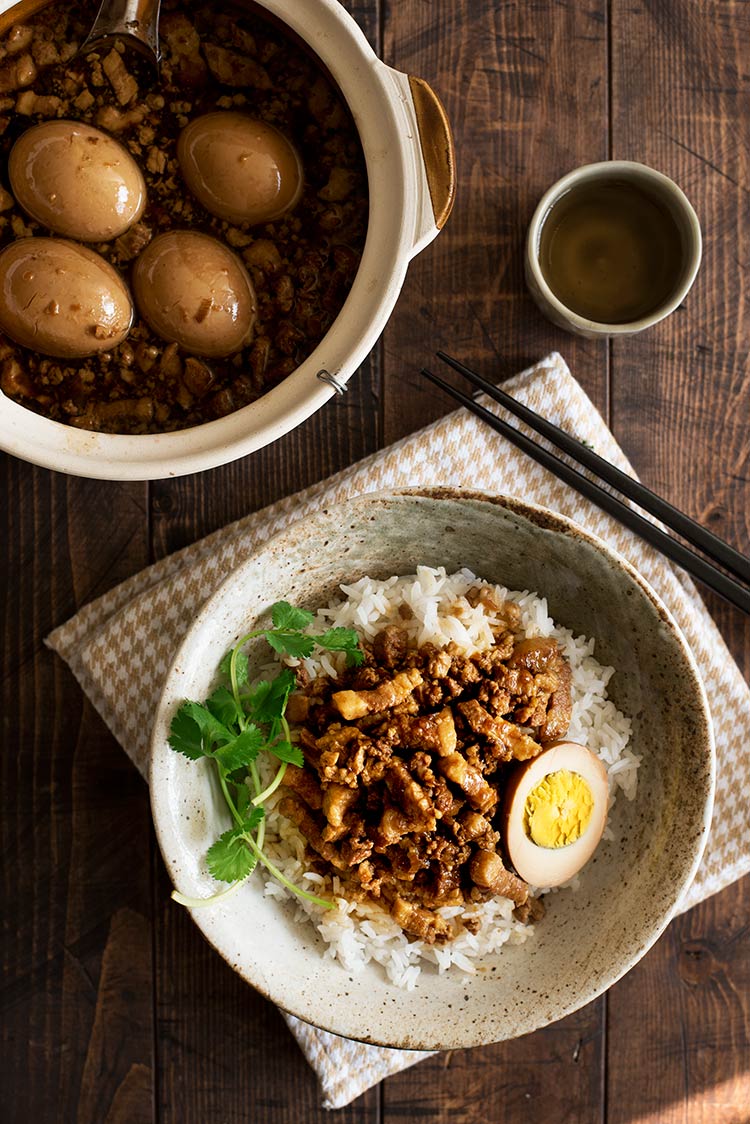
[385,66,455,256]
[408,75,456,235]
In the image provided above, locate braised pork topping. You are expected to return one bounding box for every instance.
[280,607,573,943]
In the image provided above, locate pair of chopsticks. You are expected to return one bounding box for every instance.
[420,353,750,616]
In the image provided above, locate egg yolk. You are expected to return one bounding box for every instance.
[523,769,594,848]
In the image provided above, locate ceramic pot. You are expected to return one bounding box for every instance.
[0,0,455,478]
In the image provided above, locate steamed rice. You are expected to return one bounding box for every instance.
[257,566,639,989]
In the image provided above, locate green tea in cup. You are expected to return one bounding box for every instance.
[524,162,702,337]
[538,179,685,324]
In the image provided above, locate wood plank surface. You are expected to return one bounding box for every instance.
[382,0,610,442]
[0,469,154,1123]
[605,0,750,1119]
[1,0,749,1121]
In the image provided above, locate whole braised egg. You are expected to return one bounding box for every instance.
[0,237,134,358]
[9,120,146,242]
[132,231,257,357]
[503,741,609,887]
[177,111,303,225]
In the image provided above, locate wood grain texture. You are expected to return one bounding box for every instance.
[381,0,610,446]
[609,0,750,566]
[383,1002,605,1124]
[607,880,750,1124]
[605,1,750,1120]
[0,466,153,1124]
[152,856,379,1124]
[149,362,381,557]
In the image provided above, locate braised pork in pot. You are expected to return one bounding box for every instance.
[0,0,367,432]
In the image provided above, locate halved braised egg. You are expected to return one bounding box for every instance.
[502,741,609,887]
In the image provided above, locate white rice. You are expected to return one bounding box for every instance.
[257,566,639,989]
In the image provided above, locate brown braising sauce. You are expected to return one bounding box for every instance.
[538,179,685,323]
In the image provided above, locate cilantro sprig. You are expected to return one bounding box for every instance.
[168,601,363,910]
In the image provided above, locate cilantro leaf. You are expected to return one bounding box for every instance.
[272,668,296,713]
[206,807,266,882]
[168,704,208,760]
[169,700,234,758]
[316,626,359,650]
[168,604,350,910]
[219,648,249,687]
[316,627,363,665]
[248,669,296,725]
[271,601,315,631]
[234,651,250,687]
[266,631,315,659]
[242,806,265,833]
[269,740,304,767]
[205,685,242,728]
[246,677,271,712]
[206,826,256,882]
[234,782,250,817]
[215,725,265,771]
[185,701,235,746]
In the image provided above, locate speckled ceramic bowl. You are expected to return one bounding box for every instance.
[149,488,714,1049]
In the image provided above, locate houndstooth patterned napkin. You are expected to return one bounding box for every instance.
[47,353,750,1109]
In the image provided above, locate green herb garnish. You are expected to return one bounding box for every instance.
[168,601,363,910]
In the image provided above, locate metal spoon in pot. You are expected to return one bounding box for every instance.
[79,0,161,72]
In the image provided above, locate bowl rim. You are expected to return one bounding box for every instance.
[149,485,716,1048]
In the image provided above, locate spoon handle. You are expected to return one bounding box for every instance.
[82,0,161,61]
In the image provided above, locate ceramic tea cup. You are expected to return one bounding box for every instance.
[525,161,702,338]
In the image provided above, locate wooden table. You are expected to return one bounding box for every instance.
[3,1,750,1120]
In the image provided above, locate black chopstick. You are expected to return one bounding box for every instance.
[436,350,750,586]
[420,365,750,617]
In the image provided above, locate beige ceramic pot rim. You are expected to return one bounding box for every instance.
[149,487,715,1049]
[525,160,702,335]
[0,0,452,479]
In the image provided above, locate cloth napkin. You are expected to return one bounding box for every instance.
[47,352,750,1110]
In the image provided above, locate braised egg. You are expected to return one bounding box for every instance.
[177,111,303,225]
[503,741,609,887]
[0,238,133,358]
[132,231,257,357]
[9,120,146,242]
